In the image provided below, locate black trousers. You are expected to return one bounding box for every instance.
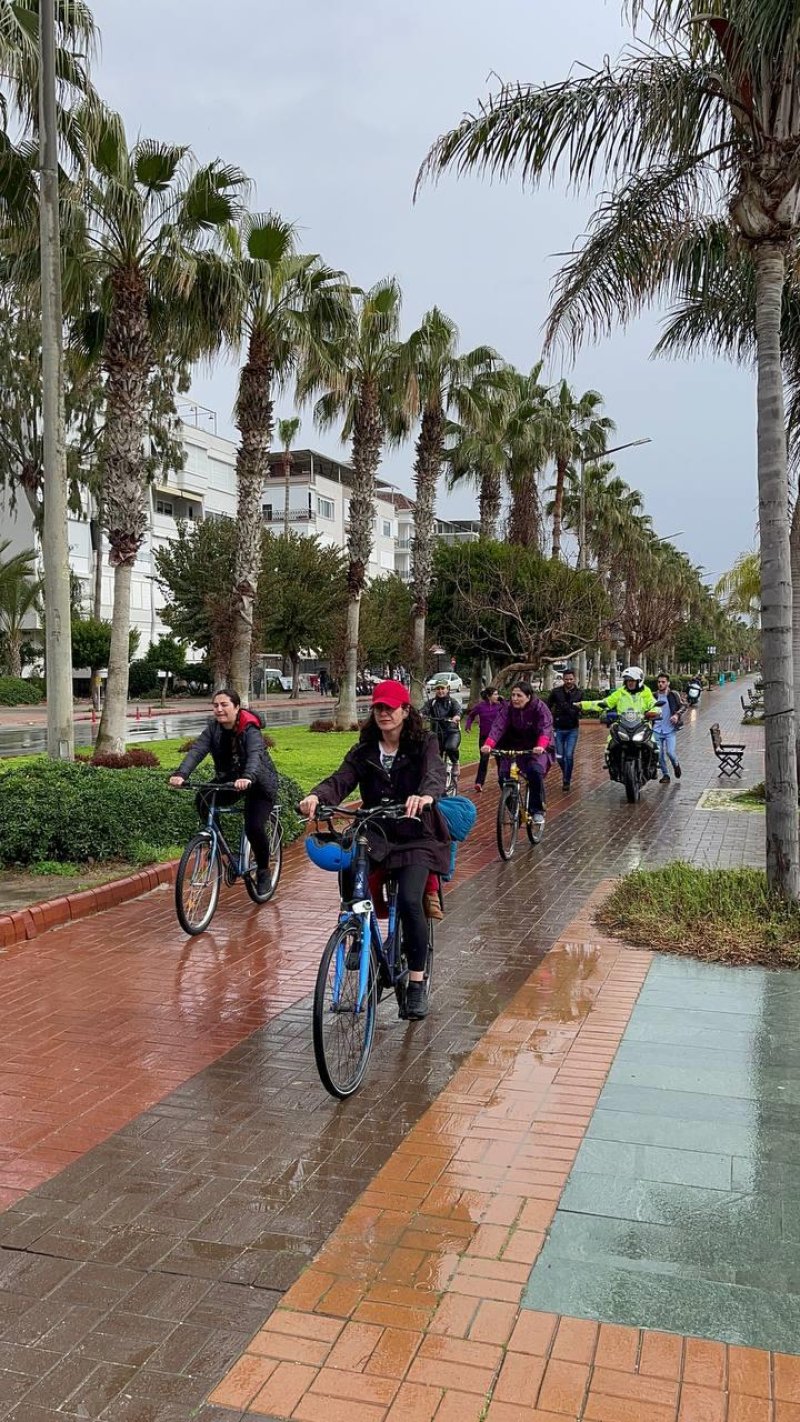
[395,863,431,972]
[196,783,274,869]
[434,723,461,763]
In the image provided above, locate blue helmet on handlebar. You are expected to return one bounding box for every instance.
[305,832,353,873]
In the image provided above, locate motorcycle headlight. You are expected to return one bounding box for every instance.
[631,729,647,742]
[616,728,630,741]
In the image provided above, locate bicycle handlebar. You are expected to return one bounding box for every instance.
[172,780,245,792]
[490,748,539,758]
[308,802,420,824]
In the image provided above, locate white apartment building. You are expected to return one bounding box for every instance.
[389,492,481,584]
[0,420,404,659]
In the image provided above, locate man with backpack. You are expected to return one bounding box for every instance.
[653,672,683,784]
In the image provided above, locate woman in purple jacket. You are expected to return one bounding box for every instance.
[482,681,556,826]
[465,688,501,792]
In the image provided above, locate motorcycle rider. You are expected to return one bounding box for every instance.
[580,666,658,778]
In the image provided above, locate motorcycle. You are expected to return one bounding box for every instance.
[686,682,702,708]
[604,708,659,803]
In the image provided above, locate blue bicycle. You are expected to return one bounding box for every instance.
[306,803,435,1098]
[174,781,283,935]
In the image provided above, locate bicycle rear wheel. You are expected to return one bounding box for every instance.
[175,834,221,934]
[243,817,283,904]
[496,784,519,860]
[313,921,378,1098]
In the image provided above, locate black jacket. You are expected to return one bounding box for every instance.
[311,732,451,874]
[424,695,461,724]
[177,711,279,799]
[548,685,583,731]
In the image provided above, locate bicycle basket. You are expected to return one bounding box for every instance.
[305,830,354,873]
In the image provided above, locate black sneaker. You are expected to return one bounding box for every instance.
[256,869,271,896]
[405,981,429,1020]
[659,775,670,785]
[674,764,682,779]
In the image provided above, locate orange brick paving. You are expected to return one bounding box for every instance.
[210,896,795,1421]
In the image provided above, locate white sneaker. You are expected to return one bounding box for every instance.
[532,812,546,826]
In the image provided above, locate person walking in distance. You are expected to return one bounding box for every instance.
[653,672,683,784]
[465,687,501,792]
[548,667,583,791]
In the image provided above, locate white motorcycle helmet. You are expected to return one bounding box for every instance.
[621,665,645,689]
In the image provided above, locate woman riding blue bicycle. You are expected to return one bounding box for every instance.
[299,680,450,1021]
[169,687,278,896]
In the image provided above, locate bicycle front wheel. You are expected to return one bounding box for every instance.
[496,784,519,861]
[175,834,221,934]
[313,921,378,1098]
[243,819,283,904]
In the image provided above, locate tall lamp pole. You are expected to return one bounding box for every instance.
[39,0,74,759]
[578,437,651,685]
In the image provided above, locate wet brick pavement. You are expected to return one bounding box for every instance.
[0,683,769,1418]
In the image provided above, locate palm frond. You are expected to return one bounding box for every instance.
[417,51,728,199]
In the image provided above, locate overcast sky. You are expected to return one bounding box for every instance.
[90,0,757,583]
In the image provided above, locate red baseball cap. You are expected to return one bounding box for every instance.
[372,680,410,709]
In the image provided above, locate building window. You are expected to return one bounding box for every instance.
[156,499,173,517]
[382,519,392,538]
[263,504,273,522]
[317,495,334,520]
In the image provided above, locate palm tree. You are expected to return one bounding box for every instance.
[419,0,800,897]
[716,551,760,625]
[0,0,99,218]
[40,125,248,754]
[0,541,39,677]
[300,278,404,729]
[546,383,614,560]
[397,308,496,701]
[216,215,350,700]
[277,415,301,537]
[503,364,549,548]
[444,371,510,540]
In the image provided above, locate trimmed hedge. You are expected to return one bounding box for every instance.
[0,760,304,867]
[0,676,43,706]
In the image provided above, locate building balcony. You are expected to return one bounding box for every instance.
[263,508,316,525]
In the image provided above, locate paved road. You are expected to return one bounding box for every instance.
[0,683,766,1419]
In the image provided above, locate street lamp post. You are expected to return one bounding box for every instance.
[39,0,74,760]
[578,437,651,685]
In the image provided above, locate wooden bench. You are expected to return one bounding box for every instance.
[710,723,745,777]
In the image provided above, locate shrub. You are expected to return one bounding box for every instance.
[0,676,43,706]
[128,660,160,698]
[0,760,305,867]
[76,749,161,769]
[308,718,362,732]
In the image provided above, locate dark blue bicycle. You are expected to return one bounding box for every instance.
[174,781,282,935]
[305,803,435,1098]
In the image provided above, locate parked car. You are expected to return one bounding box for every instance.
[424,671,464,697]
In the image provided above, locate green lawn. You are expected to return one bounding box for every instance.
[144,723,480,790]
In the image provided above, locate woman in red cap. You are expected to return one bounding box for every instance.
[299,680,451,1020]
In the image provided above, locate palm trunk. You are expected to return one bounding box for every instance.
[791,499,800,784]
[410,405,443,706]
[336,381,381,730]
[95,270,151,755]
[754,244,800,899]
[507,470,539,547]
[97,562,132,755]
[478,469,501,541]
[231,329,273,705]
[290,650,300,700]
[8,635,22,679]
[551,457,567,560]
[90,668,101,712]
